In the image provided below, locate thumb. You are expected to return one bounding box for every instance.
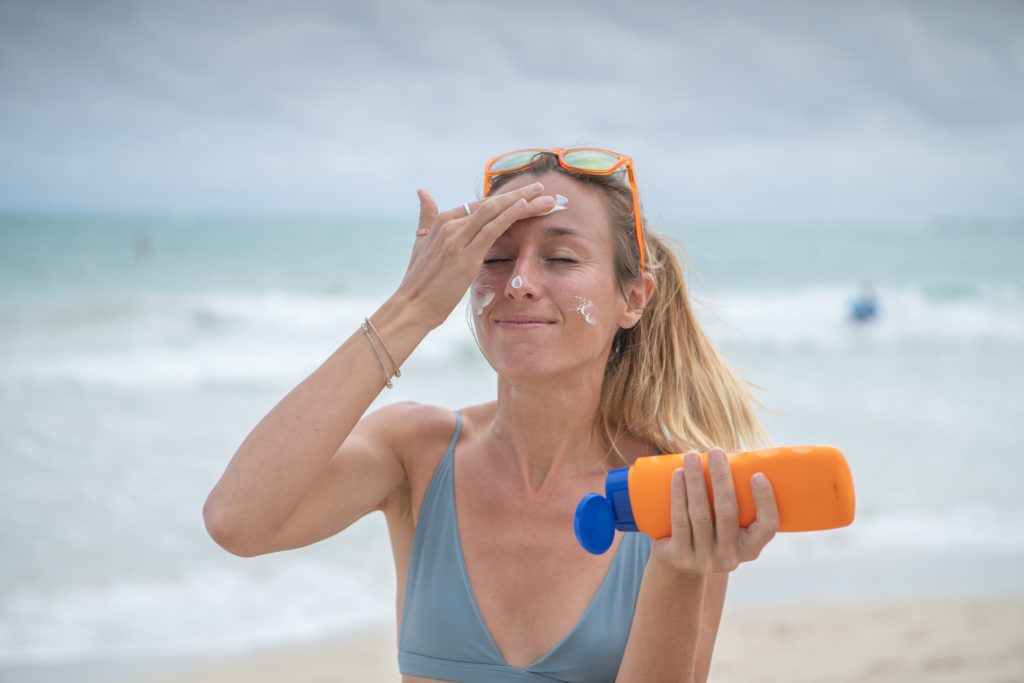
[416,189,438,231]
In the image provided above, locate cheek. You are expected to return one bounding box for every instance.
[573,296,597,325]
[561,267,617,329]
[471,284,495,315]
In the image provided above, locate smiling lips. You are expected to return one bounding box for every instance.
[495,315,553,328]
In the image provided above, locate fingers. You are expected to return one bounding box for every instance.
[432,181,545,229]
[741,472,779,560]
[661,448,773,576]
[418,183,550,257]
[669,466,692,553]
[415,189,438,236]
[470,194,559,250]
[683,450,714,567]
[708,448,740,567]
[465,182,551,244]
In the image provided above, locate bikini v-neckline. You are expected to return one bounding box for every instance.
[449,444,626,670]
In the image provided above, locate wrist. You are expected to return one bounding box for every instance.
[362,293,435,379]
[384,286,452,332]
[649,543,715,584]
[376,292,432,335]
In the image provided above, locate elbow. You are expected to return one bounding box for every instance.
[203,495,264,558]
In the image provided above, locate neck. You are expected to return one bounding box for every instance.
[488,366,612,493]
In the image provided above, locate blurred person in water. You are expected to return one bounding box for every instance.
[850,282,879,324]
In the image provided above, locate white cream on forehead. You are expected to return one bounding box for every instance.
[538,194,569,216]
[471,284,495,315]
[574,296,597,325]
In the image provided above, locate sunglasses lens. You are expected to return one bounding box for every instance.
[489,150,544,173]
[562,149,621,172]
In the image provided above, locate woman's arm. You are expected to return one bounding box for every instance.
[616,449,778,682]
[202,184,555,557]
[201,297,429,557]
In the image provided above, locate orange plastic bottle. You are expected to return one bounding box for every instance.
[574,446,856,554]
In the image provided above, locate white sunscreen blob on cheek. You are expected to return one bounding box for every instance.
[538,194,569,216]
[574,296,597,325]
[471,285,495,315]
[510,275,524,289]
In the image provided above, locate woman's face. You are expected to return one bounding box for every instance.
[470,172,648,381]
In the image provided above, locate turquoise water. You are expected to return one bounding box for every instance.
[1,213,1022,667]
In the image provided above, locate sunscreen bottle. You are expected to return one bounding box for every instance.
[574,446,855,554]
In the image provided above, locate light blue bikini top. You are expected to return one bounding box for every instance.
[398,411,653,683]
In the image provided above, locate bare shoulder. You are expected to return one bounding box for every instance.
[362,401,459,479]
[360,400,455,438]
[371,400,496,483]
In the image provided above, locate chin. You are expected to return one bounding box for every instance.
[487,353,558,379]
[484,345,606,383]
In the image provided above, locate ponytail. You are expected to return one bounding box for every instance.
[600,233,769,461]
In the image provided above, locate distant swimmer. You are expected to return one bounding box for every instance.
[850,282,878,324]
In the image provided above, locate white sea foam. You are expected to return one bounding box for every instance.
[4,284,1021,388]
[0,557,394,666]
[2,290,481,386]
[693,283,1024,349]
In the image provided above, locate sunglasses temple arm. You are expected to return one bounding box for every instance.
[627,165,646,271]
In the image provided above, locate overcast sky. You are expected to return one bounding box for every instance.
[1,0,1022,220]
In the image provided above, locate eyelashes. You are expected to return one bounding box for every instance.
[482,257,579,266]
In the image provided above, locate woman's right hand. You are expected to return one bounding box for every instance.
[397,181,556,329]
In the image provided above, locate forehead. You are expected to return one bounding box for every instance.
[493,172,612,242]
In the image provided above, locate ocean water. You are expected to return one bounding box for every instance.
[1,213,1022,671]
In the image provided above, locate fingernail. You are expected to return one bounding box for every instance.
[673,468,684,483]
[753,472,769,488]
[537,194,568,216]
[528,181,543,192]
[684,451,700,468]
[712,450,728,467]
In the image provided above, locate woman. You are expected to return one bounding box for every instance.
[203,148,779,682]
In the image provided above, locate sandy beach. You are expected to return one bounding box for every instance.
[78,596,1020,683]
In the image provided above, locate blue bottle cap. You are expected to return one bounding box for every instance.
[606,466,637,531]
[574,493,616,555]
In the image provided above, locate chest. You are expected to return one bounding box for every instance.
[454,457,620,668]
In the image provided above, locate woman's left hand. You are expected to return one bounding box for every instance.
[651,448,779,575]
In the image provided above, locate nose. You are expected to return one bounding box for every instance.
[504,261,541,301]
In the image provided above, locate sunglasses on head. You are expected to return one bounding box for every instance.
[483,147,646,271]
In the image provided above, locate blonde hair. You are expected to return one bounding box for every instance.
[489,153,769,461]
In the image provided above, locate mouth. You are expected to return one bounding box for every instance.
[495,316,554,329]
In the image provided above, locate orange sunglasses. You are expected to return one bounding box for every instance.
[483,147,646,270]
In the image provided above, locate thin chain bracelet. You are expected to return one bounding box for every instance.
[363,317,401,379]
[361,322,394,389]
